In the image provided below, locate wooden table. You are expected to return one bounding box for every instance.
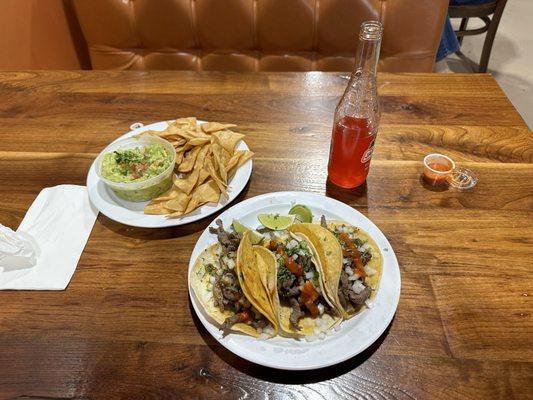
[0,71,531,399]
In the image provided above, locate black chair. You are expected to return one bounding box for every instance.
[449,0,508,72]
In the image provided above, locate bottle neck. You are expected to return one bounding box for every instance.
[353,36,381,77]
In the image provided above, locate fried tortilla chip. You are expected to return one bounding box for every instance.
[206,155,227,196]
[197,165,210,187]
[144,201,172,215]
[211,130,245,153]
[152,185,181,202]
[187,136,211,146]
[195,144,211,169]
[173,168,200,195]
[191,179,220,205]
[210,142,228,184]
[228,150,254,178]
[201,122,237,133]
[178,146,202,173]
[165,191,191,212]
[173,117,197,126]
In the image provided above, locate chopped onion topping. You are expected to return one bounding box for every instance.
[352,280,366,294]
[287,239,298,249]
[345,266,354,276]
[305,271,314,280]
[225,258,236,269]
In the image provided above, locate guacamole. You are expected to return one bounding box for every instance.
[101,143,174,202]
[101,144,172,183]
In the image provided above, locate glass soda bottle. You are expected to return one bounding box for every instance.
[327,21,383,189]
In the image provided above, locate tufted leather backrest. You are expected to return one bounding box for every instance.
[72,0,447,72]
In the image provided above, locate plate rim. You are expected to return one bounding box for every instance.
[188,190,401,370]
[86,120,252,228]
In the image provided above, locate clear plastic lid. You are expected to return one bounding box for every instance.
[447,167,478,191]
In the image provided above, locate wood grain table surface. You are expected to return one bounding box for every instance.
[0,71,531,400]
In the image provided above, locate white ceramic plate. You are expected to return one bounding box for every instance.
[189,191,401,370]
[86,120,252,228]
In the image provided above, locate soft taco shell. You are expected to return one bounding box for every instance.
[288,224,345,318]
[291,222,383,318]
[325,221,383,298]
[253,246,279,320]
[236,232,278,335]
[265,231,341,337]
[190,244,259,337]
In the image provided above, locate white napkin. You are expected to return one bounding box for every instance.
[0,185,98,290]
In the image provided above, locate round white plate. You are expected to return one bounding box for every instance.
[86,120,252,228]
[189,191,401,370]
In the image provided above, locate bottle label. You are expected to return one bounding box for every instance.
[361,137,376,164]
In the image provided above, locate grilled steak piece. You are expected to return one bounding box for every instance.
[289,298,304,330]
[209,219,242,252]
[348,285,371,305]
[339,271,372,307]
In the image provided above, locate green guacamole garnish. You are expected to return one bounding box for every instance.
[101,144,172,183]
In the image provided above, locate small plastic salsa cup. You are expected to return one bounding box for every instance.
[95,135,176,202]
[422,153,455,186]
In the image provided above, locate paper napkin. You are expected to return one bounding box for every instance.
[0,185,98,290]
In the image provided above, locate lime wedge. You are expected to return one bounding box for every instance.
[289,204,313,223]
[232,219,263,244]
[232,219,248,234]
[257,213,295,231]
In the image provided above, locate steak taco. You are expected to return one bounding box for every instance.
[261,229,341,337]
[190,219,278,338]
[288,217,383,319]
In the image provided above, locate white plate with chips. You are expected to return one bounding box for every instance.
[189,191,401,370]
[87,120,252,228]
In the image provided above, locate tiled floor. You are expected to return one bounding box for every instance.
[435,0,532,128]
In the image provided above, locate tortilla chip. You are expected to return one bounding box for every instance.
[194,144,211,170]
[169,138,187,147]
[211,130,245,153]
[206,155,227,196]
[165,191,191,212]
[188,136,211,146]
[197,166,210,186]
[144,201,172,215]
[228,150,254,178]
[191,179,220,205]
[210,142,228,184]
[178,146,202,173]
[152,185,181,202]
[173,168,199,195]
[175,149,185,165]
[201,122,237,133]
[173,117,197,126]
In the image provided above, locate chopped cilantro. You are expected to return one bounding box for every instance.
[277,259,294,283]
[354,238,364,248]
[204,263,217,277]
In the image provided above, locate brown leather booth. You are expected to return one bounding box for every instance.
[72,0,447,72]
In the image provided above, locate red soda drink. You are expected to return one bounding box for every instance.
[328,21,382,189]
